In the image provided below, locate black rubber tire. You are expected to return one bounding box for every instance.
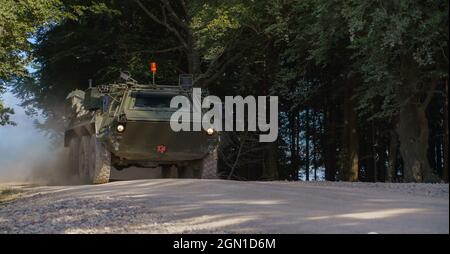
[161,165,177,178]
[77,135,110,184]
[200,149,218,179]
[88,135,111,184]
[178,166,195,178]
[69,137,80,176]
[78,136,91,183]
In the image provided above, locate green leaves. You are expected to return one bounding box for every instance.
[0,100,16,126]
[191,1,249,62]
[2,0,447,129]
[0,0,63,125]
[0,0,63,81]
[345,0,448,119]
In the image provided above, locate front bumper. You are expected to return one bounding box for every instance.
[107,121,218,162]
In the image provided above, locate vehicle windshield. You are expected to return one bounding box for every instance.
[131,92,176,109]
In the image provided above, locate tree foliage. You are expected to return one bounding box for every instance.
[0,0,62,125]
[2,0,448,182]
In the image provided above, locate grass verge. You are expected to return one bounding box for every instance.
[0,187,23,204]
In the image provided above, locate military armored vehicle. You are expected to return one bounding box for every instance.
[64,73,219,184]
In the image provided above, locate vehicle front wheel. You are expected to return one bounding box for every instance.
[88,135,111,184]
[78,135,111,184]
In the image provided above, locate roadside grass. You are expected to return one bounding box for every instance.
[0,187,23,204]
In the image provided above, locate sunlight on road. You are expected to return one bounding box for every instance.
[203,199,285,205]
[307,208,427,220]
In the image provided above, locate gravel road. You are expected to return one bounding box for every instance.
[0,179,448,234]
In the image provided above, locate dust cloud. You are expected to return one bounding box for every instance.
[0,92,161,185]
[0,92,78,185]
[0,145,80,185]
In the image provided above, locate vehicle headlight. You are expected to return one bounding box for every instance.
[206,127,214,135]
[116,124,125,133]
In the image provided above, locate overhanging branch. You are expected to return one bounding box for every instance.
[134,0,189,49]
[133,46,183,54]
[160,0,189,30]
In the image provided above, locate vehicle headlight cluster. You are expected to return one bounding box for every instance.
[116,124,126,133]
[206,127,214,135]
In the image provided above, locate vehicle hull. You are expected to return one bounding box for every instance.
[109,121,217,163]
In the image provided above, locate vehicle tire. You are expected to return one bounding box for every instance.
[200,149,218,179]
[88,135,111,184]
[161,165,177,178]
[178,166,195,178]
[69,137,80,176]
[78,136,91,183]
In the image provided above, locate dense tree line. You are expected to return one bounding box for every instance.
[0,0,448,182]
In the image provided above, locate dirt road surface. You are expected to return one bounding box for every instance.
[0,179,448,234]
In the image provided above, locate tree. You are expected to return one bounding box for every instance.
[266,0,361,181]
[7,0,448,183]
[0,0,62,125]
[345,0,449,182]
[13,0,182,130]
[133,0,256,87]
[0,97,15,126]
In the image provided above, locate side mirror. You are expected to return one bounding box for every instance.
[84,87,103,110]
[65,90,85,116]
[179,74,193,90]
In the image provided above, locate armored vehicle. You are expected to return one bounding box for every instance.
[64,73,219,184]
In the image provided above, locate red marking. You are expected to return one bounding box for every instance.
[156,144,166,154]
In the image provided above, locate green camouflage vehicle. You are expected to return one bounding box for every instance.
[64,73,219,184]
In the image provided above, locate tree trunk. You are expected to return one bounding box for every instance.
[428,130,437,174]
[371,123,378,182]
[182,24,200,76]
[305,109,310,181]
[435,138,443,176]
[262,142,279,180]
[289,112,300,180]
[386,130,398,182]
[312,112,318,181]
[377,142,387,182]
[360,134,374,181]
[397,56,437,183]
[324,105,337,181]
[443,79,449,182]
[187,50,201,76]
[396,104,435,182]
[342,79,359,181]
